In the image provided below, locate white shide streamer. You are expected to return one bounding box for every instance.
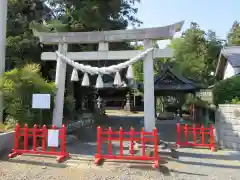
[113,71,122,85]
[81,72,90,86]
[70,68,79,81]
[55,48,154,75]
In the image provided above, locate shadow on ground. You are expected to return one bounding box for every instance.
[172,158,240,169]
[0,153,67,168]
[178,150,240,161]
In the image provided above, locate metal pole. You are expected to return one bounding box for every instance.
[0,0,8,123]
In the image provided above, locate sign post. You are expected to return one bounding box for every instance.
[47,129,59,147]
[32,94,60,147]
[32,94,51,125]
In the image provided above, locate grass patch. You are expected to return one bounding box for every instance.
[0,123,14,132]
[0,123,6,133]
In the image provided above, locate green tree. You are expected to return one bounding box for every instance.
[132,44,144,82]
[227,21,240,45]
[45,0,141,31]
[213,76,240,105]
[0,64,56,128]
[132,42,172,82]
[204,30,223,84]
[4,0,142,123]
[171,22,207,83]
[6,0,52,70]
[171,22,222,85]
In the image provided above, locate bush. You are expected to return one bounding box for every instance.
[0,123,5,132]
[183,93,209,109]
[213,76,240,105]
[231,97,240,104]
[0,64,56,127]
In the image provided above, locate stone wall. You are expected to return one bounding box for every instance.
[0,131,15,155]
[215,104,240,150]
[66,113,94,133]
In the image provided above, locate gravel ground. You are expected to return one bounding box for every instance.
[1,114,240,180]
[1,147,240,180]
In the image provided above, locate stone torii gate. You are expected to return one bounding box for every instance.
[33,21,184,132]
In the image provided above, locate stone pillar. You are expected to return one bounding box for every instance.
[143,40,155,132]
[52,43,68,127]
[0,0,8,123]
[96,96,105,115]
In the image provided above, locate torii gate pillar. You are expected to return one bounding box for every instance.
[53,43,68,128]
[143,40,155,131]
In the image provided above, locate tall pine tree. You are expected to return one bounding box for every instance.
[227,21,240,45]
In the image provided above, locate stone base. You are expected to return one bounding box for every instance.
[124,103,132,112]
[0,131,15,156]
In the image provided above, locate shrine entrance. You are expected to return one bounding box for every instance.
[142,63,202,143]
[33,21,184,132]
[152,63,202,120]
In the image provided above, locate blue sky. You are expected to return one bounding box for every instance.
[133,0,239,48]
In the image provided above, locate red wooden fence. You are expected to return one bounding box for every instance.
[176,123,216,151]
[95,127,160,168]
[8,124,69,162]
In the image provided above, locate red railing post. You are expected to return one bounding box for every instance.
[193,124,196,146]
[42,125,47,151]
[60,125,66,153]
[108,127,112,155]
[209,124,216,151]
[201,124,205,145]
[141,128,145,157]
[152,127,159,169]
[184,124,188,145]
[23,124,28,150]
[33,124,37,151]
[56,124,69,162]
[119,127,123,156]
[14,124,20,150]
[176,123,180,147]
[95,126,102,165]
[8,124,20,158]
[153,128,159,159]
[129,127,134,156]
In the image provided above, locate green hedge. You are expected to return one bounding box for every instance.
[212,76,240,105]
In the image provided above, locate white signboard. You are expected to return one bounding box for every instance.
[47,129,59,147]
[196,89,213,103]
[32,94,51,109]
